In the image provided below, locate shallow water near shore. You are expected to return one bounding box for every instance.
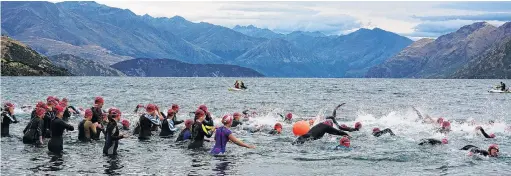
[1,77,510,175]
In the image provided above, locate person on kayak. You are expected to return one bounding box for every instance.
[292,120,350,145]
[240,81,247,89]
[498,82,506,91]
[475,126,496,138]
[234,80,240,89]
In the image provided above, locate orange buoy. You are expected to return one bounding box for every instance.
[292,120,310,136]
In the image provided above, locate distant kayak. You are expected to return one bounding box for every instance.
[228,87,245,91]
[488,89,511,93]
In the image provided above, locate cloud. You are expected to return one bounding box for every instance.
[439,2,511,12]
[405,20,508,38]
[96,1,511,39]
[413,13,511,22]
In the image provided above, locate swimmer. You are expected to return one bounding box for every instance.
[47,105,75,154]
[176,119,193,142]
[418,138,448,146]
[43,98,58,138]
[120,119,130,131]
[412,107,444,125]
[103,109,127,156]
[278,113,293,123]
[269,123,282,135]
[77,109,97,142]
[31,102,47,119]
[159,109,178,138]
[138,104,162,140]
[198,105,214,127]
[293,120,350,145]
[231,112,243,127]
[90,97,105,139]
[324,103,347,128]
[171,104,183,125]
[151,105,164,131]
[372,127,395,137]
[460,144,499,157]
[339,122,361,132]
[475,126,496,138]
[210,115,255,155]
[23,108,45,145]
[1,102,18,137]
[333,136,351,150]
[61,98,79,122]
[188,109,215,149]
[437,121,451,134]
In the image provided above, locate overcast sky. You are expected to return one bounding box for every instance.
[98,1,511,39]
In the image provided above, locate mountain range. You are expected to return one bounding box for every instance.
[1,1,412,78]
[1,1,509,78]
[366,22,511,78]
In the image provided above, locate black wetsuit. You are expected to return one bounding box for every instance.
[103,121,123,155]
[171,113,184,125]
[90,106,103,140]
[188,121,213,149]
[31,110,37,119]
[418,138,442,146]
[23,117,44,145]
[159,117,177,138]
[231,120,243,127]
[1,111,18,137]
[325,107,358,132]
[242,110,250,116]
[373,128,395,137]
[268,129,280,135]
[48,118,74,154]
[176,128,191,142]
[133,122,141,135]
[293,123,349,145]
[43,110,56,138]
[479,128,495,138]
[138,114,160,140]
[460,145,490,156]
[204,112,214,127]
[501,83,506,91]
[62,106,79,122]
[437,128,450,134]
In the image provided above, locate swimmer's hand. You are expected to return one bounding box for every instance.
[336,103,346,108]
[248,145,256,149]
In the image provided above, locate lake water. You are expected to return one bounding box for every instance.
[1,77,510,175]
